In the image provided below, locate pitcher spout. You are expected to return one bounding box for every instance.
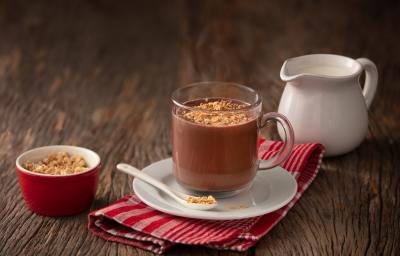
[280,59,304,82]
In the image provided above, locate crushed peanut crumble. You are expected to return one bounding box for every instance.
[23,151,88,175]
[180,99,252,126]
[186,195,217,205]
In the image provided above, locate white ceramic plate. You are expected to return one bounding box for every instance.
[133,158,297,220]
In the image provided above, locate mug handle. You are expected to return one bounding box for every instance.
[258,112,294,170]
[356,58,378,109]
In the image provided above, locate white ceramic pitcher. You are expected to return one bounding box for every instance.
[278,54,378,156]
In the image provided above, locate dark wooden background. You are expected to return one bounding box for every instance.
[0,0,399,255]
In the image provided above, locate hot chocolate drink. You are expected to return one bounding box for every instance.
[171,82,295,196]
[172,98,258,192]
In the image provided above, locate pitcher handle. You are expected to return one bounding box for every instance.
[258,112,294,170]
[356,58,378,109]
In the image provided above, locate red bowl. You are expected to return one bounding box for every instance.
[16,145,101,217]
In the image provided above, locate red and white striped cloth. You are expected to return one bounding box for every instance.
[88,139,324,254]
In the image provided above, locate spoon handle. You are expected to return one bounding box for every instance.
[116,163,184,202]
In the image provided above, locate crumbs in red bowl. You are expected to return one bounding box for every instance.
[23,151,88,175]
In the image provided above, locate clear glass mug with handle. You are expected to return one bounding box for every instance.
[171,82,294,197]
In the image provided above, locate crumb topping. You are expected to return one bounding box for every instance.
[179,99,251,126]
[186,195,217,205]
[23,151,88,175]
[193,100,247,111]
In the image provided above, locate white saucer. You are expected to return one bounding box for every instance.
[133,158,297,220]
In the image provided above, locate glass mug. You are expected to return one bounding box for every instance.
[171,82,294,197]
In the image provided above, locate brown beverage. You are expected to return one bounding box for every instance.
[172,98,258,192]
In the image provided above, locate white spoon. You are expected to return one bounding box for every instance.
[116,163,217,211]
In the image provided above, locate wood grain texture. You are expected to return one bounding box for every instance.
[0,0,399,255]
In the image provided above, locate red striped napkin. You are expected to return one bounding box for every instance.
[88,140,324,254]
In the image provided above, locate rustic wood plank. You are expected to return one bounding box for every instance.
[0,0,399,255]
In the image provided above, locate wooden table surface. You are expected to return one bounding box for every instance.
[1,0,399,255]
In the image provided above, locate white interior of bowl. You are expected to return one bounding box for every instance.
[16,145,101,176]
